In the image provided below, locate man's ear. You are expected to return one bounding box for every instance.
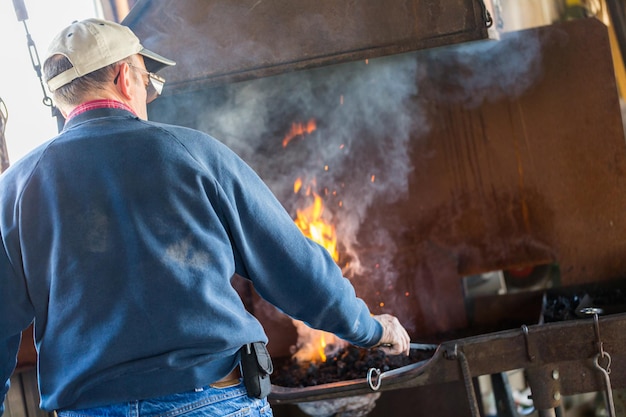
[115,62,134,100]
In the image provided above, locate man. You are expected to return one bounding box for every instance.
[0,18,410,416]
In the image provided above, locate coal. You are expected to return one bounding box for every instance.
[541,281,626,323]
[271,345,433,388]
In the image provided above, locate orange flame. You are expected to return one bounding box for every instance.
[292,320,342,364]
[288,125,346,364]
[282,119,317,148]
[319,334,327,362]
[294,190,339,262]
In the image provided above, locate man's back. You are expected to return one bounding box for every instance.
[0,107,270,409]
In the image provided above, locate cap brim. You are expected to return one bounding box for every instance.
[140,48,176,73]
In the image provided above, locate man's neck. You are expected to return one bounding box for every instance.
[66,99,138,121]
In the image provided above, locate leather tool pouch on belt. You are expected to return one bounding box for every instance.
[240,342,273,399]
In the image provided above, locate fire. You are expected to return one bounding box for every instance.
[286,119,349,364]
[290,175,345,363]
[292,320,343,364]
[294,178,303,194]
[282,119,317,147]
[293,180,339,262]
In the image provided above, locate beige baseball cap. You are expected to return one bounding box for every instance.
[46,18,175,92]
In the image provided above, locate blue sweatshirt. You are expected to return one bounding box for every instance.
[0,107,382,412]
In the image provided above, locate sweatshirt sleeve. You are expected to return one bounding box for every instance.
[207,143,383,347]
[0,235,35,414]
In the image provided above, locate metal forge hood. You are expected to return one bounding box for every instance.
[122,0,490,93]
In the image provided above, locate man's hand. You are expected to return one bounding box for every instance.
[372,314,410,356]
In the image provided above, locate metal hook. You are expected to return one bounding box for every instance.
[593,352,616,417]
[589,313,616,417]
[594,351,612,375]
[367,368,382,391]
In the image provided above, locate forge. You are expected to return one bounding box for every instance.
[90,1,626,415]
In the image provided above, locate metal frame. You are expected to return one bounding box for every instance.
[270,312,626,416]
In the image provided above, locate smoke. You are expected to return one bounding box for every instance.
[198,31,549,261]
[417,29,547,108]
[199,54,425,282]
[158,27,551,338]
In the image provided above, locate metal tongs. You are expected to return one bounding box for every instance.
[367,343,438,390]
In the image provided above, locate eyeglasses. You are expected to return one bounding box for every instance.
[113,63,166,103]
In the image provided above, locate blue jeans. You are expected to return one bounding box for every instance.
[56,381,273,417]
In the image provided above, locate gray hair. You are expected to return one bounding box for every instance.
[43,55,132,107]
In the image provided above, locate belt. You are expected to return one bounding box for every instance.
[209,367,241,388]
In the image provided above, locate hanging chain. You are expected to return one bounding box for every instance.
[20,20,53,108]
[476,0,494,28]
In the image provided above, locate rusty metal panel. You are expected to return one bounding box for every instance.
[404,18,626,283]
[357,17,626,337]
[123,0,489,92]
